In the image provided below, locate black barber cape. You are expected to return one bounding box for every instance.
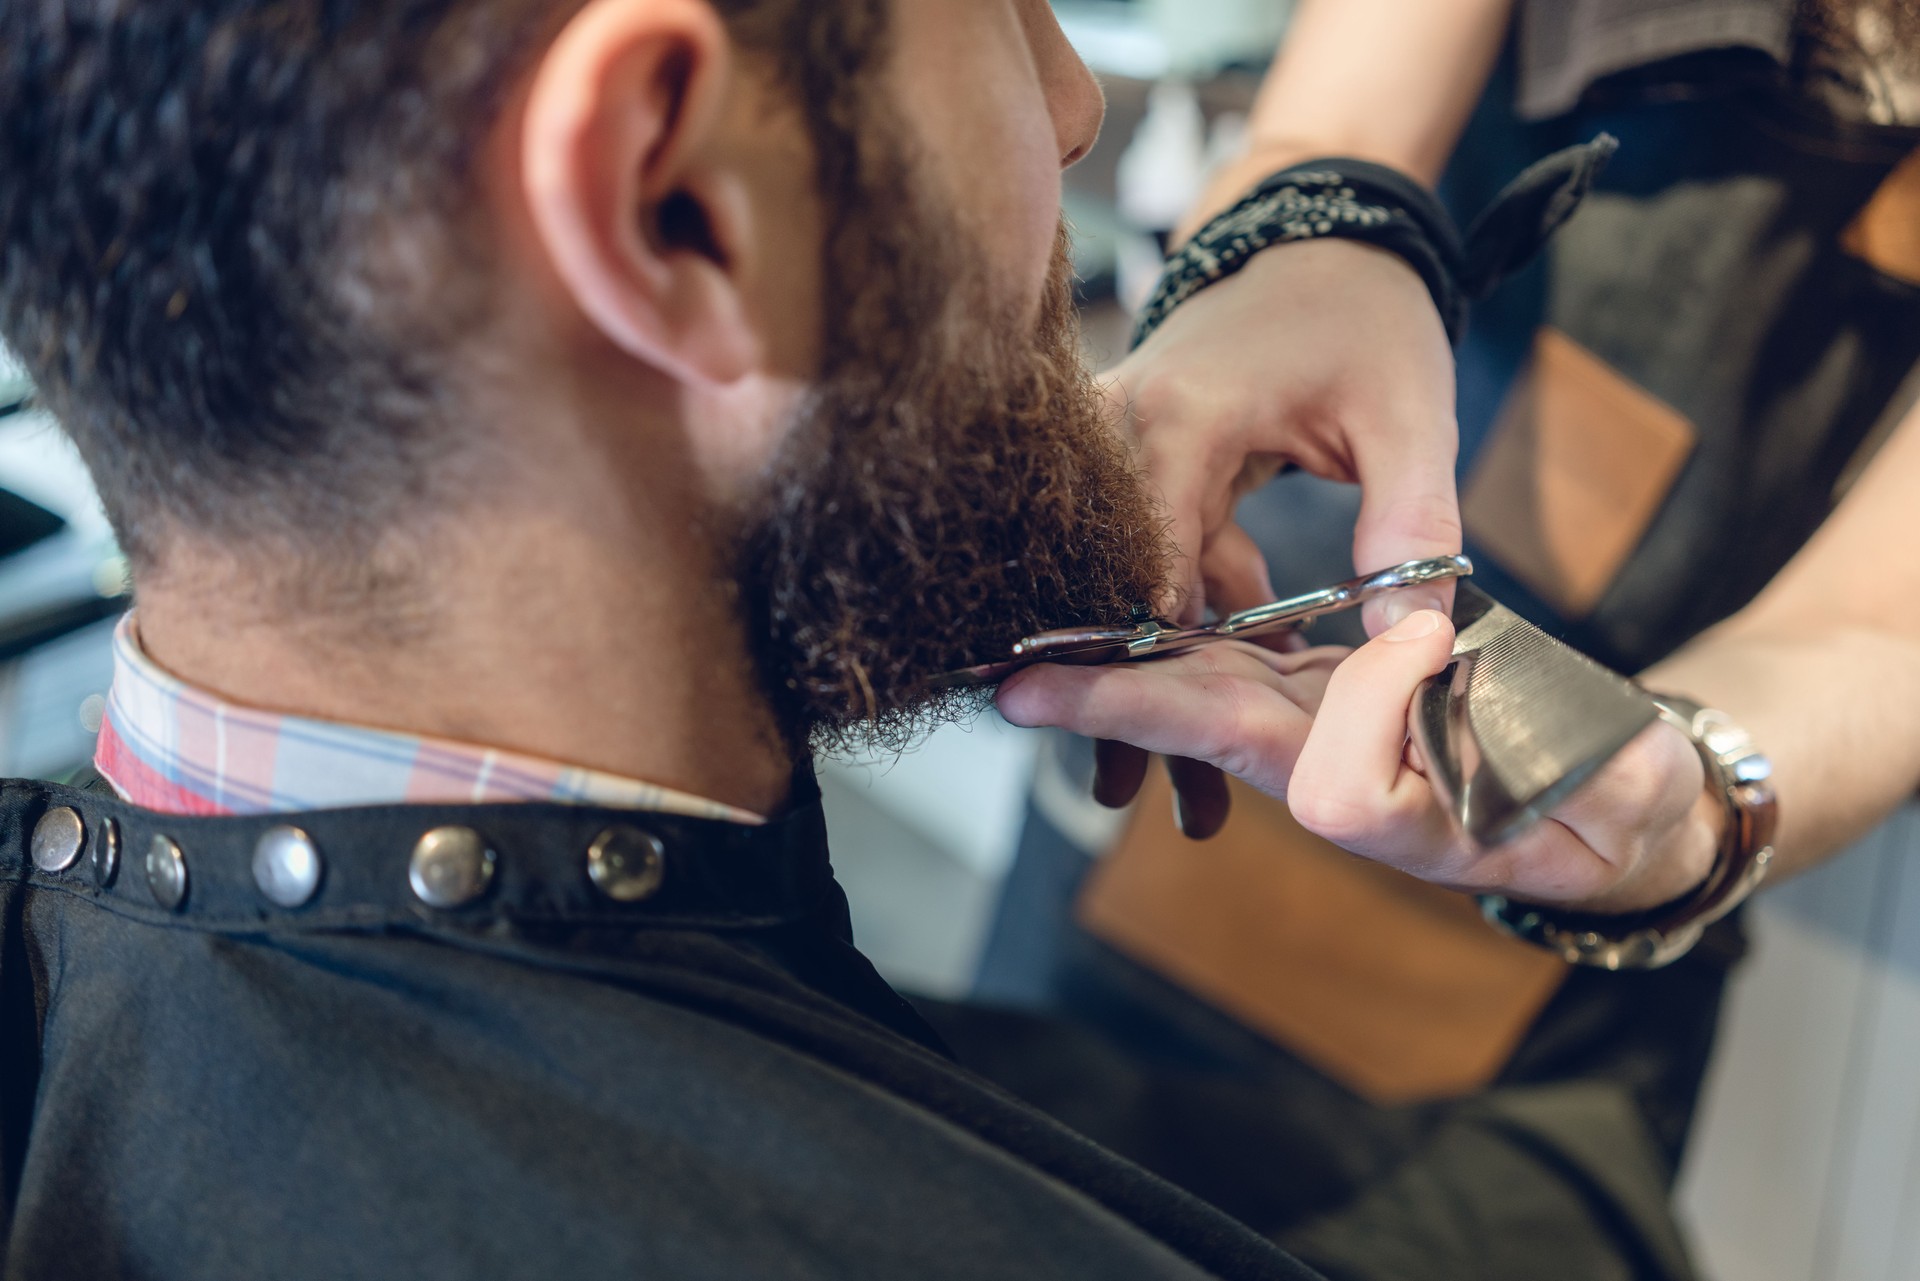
[0,777,1320,1280]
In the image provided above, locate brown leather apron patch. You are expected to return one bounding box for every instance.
[1842,147,1920,286]
[1463,327,1696,619]
[1075,770,1567,1105]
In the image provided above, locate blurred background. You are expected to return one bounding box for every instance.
[0,3,1915,1277]
[0,345,127,787]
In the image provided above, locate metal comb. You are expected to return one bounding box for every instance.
[1413,582,1659,846]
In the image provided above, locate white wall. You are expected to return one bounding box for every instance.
[1681,803,1920,1281]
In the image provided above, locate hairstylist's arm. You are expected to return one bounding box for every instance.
[1641,400,1920,884]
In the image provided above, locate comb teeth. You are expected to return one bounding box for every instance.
[1418,584,1657,846]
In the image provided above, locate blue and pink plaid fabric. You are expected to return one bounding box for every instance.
[95,614,761,823]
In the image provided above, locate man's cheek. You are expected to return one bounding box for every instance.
[899,0,1063,305]
[914,66,1061,314]
[995,134,1067,316]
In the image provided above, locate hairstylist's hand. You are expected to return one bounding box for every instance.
[1093,236,1461,835]
[998,611,1722,915]
[1113,237,1462,631]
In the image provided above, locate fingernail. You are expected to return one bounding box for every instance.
[1382,589,1448,629]
[1383,609,1444,642]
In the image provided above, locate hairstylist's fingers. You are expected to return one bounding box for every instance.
[1402,724,1710,909]
[996,646,1316,797]
[1101,371,1205,619]
[1516,721,1716,910]
[1349,422,1463,638]
[1092,739,1152,809]
[1136,435,1213,625]
[1200,522,1277,617]
[1448,815,1623,903]
[1550,721,1703,852]
[1288,610,1457,856]
[1166,756,1231,839]
[1265,644,1344,714]
[1109,360,1225,626]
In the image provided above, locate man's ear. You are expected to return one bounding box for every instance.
[522,0,759,385]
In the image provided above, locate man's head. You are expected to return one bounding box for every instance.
[0,0,1168,755]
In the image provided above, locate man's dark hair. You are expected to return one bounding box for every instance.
[0,0,884,570]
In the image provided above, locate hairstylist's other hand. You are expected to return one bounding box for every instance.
[997,610,1722,915]
[1111,237,1462,634]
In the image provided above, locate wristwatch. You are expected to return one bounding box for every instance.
[1480,694,1778,970]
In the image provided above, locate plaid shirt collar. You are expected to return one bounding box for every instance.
[94,614,763,824]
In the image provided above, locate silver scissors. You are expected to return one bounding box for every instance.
[932,555,1474,687]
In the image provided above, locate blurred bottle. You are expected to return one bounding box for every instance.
[1113,78,1258,318]
[1115,79,1203,316]
[1117,80,1208,236]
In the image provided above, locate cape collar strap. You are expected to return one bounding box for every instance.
[4,772,833,935]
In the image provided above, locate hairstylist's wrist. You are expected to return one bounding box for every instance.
[1174,143,1329,245]
[1175,139,1441,246]
[1137,154,1471,350]
[1148,135,1614,355]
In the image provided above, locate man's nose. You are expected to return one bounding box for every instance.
[1021,0,1106,168]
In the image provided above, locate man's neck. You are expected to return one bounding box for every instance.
[133,499,796,821]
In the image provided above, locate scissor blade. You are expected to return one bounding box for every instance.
[926,555,1475,690]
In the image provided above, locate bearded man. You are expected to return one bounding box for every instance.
[0,0,1718,1276]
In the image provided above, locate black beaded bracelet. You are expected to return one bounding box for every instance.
[1132,135,1618,351]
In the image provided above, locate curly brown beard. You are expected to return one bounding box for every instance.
[736,136,1171,756]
